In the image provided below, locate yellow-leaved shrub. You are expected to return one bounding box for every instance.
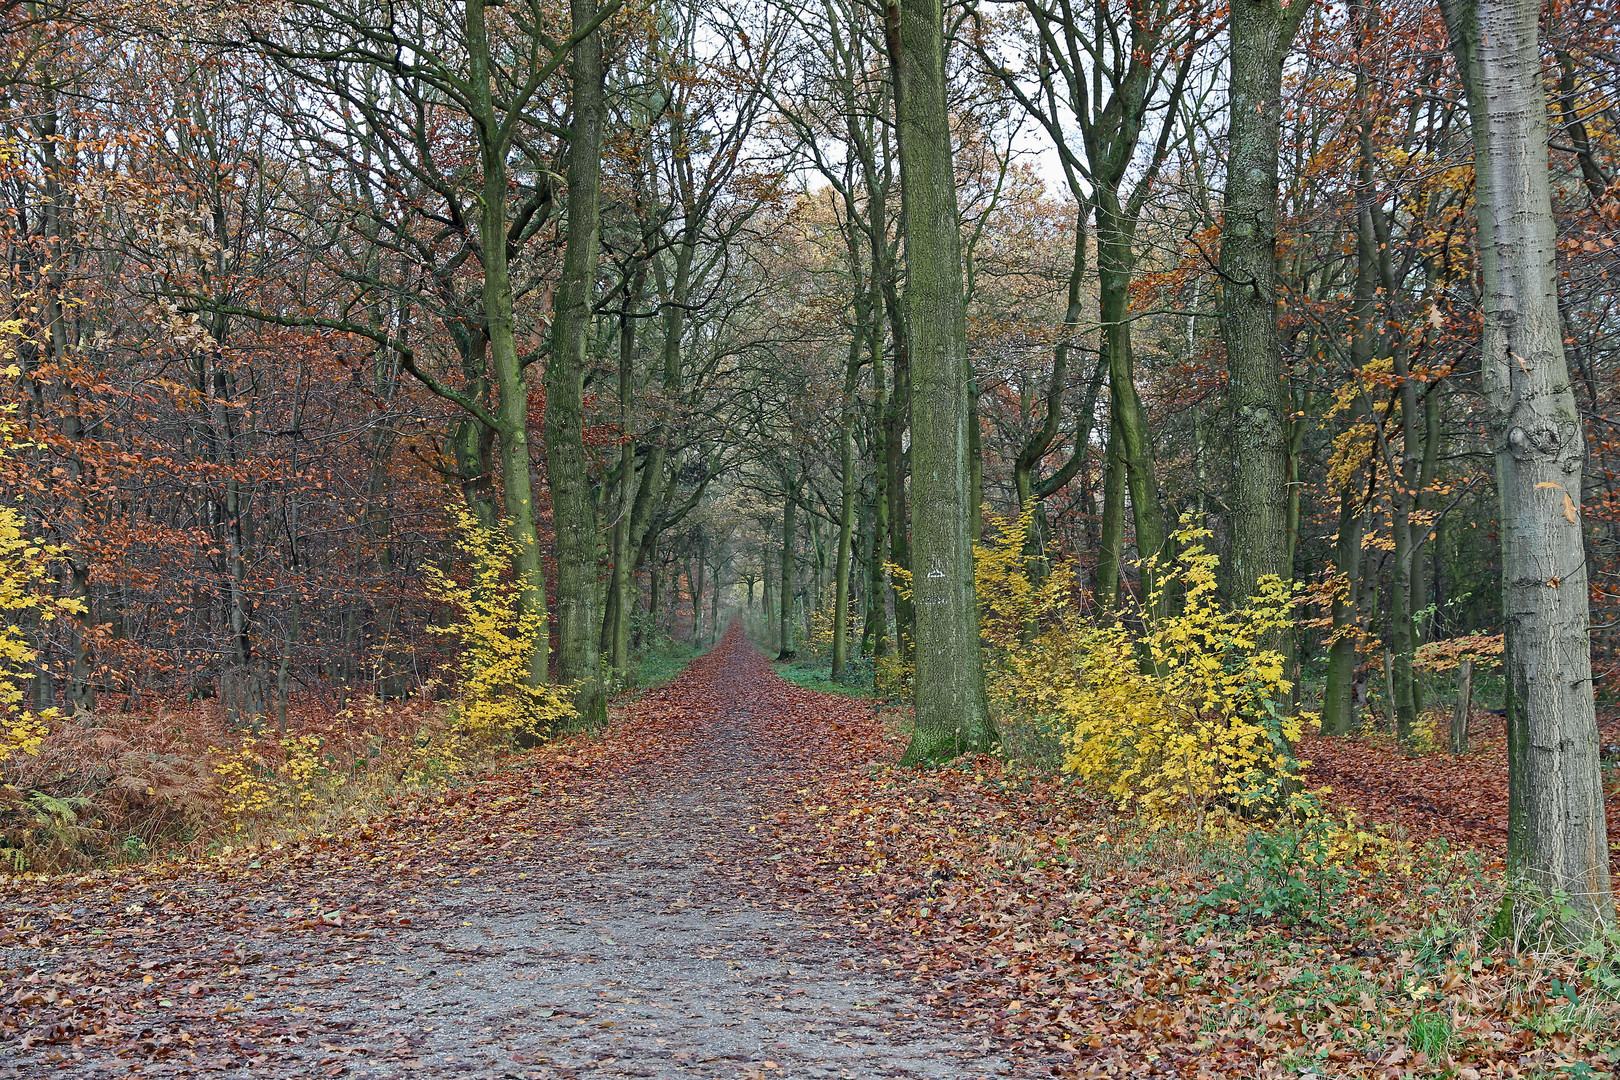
[975,513,1312,826]
[0,442,83,764]
[423,508,575,742]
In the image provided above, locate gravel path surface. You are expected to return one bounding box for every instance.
[5,633,1011,1079]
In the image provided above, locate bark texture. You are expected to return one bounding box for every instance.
[545,0,609,729]
[1220,0,1309,596]
[467,0,549,690]
[1440,0,1614,933]
[888,0,997,765]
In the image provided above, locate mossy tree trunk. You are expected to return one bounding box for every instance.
[545,0,609,729]
[887,0,997,765]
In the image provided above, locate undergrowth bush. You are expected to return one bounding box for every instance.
[0,507,583,873]
[0,689,510,872]
[975,512,1313,825]
[0,423,93,871]
[1188,811,1405,928]
[423,507,576,742]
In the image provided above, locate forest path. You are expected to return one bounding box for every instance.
[1,627,1011,1080]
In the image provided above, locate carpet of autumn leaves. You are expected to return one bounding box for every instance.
[0,675,694,1072]
[2,630,1618,1079]
[1300,716,1620,874]
[754,663,1620,1077]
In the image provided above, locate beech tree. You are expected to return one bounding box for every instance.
[888,0,998,764]
[1439,0,1615,934]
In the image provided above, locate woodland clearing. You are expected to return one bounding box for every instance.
[3,628,1618,1079]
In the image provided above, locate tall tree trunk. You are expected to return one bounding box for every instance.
[689,552,704,645]
[1321,478,1370,735]
[777,477,798,660]
[1325,11,1381,737]
[762,550,777,653]
[1440,0,1615,934]
[1097,197,1167,612]
[604,270,647,679]
[1221,0,1310,598]
[888,0,997,764]
[866,319,890,659]
[467,0,549,691]
[883,301,914,658]
[1096,423,1126,610]
[833,316,863,676]
[545,0,609,729]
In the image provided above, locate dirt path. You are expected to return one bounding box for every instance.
[1,629,1011,1079]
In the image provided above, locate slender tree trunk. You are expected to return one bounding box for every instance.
[866,321,890,658]
[690,553,704,645]
[778,478,798,660]
[647,559,662,645]
[1322,482,1369,735]
[1096,198,1166,611]
[888,0,997,763]
[450,341,498,532]
[467,0,549,690]
[603,270,645,676]
[1325,21,1380,738]
[1451,658,1474,754]
[833,320,863,677]
[1441,0,1615,934]
[762,551,777,653]
[1096,423,1126,610]
[884,310,914,657]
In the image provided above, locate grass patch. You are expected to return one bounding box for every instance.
[618,637,702,695]
[773,656,880,699]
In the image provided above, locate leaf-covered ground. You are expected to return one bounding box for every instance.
[3,630,1617,1078]
[1300,717,1620,874]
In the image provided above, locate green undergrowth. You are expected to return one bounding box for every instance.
[615,637,701,696]
[773,656,880,699]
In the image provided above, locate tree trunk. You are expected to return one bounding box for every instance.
[690,553,704,645]
[1221,0,1309,599]
[708,553,722,645]
[1325,57,1379,738]
[833,318,863,677]
[1322,483,1369,735]
[888,0,997,764]
[1096,423,1126,610]
[866,321,890,659]
[467,0,549,691]
[603,269,646,677]
[883,308,914,658]
[762,551,777,653]
[1451,659,1473,754]
[544,0,608,729]
[778,478,798,660]
[1097,198,1166,612]
[1440,0,1615,934]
